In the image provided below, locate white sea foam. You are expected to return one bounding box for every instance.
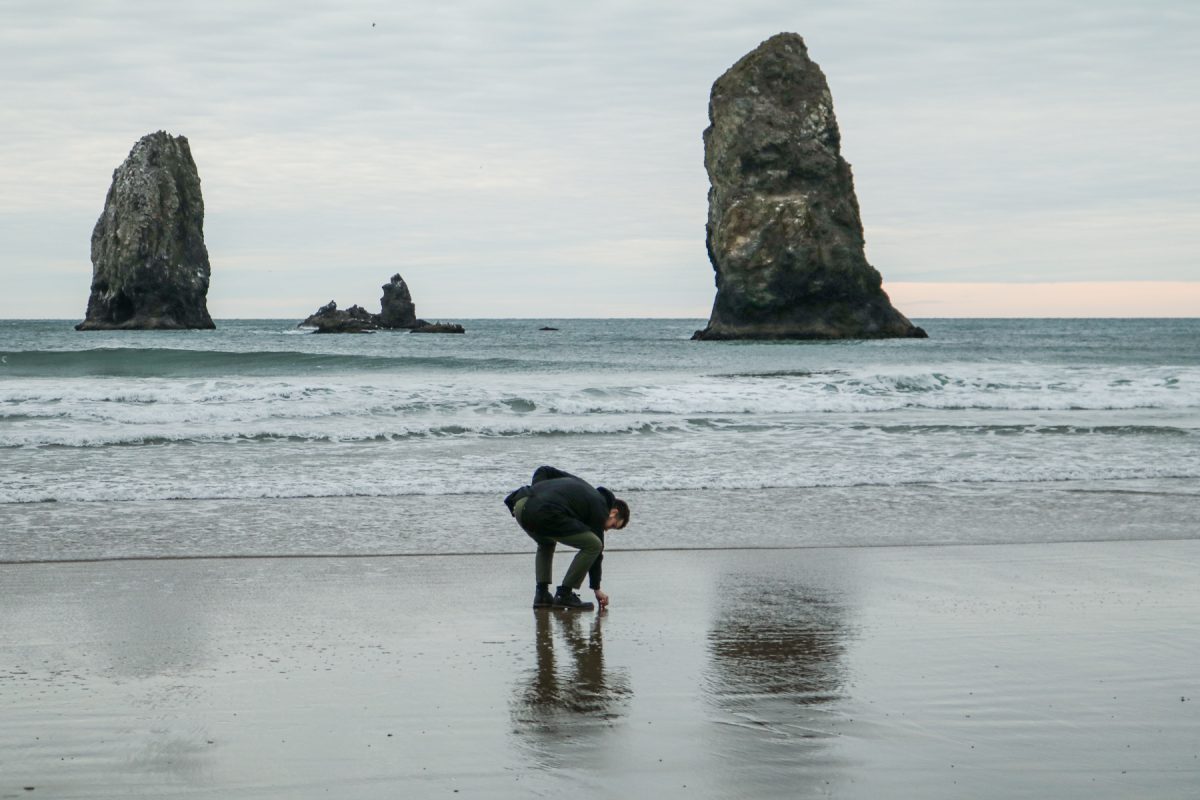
[2,410,1196,504]
[2,365,1196,449]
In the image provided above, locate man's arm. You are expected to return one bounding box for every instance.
[588,553,607,608]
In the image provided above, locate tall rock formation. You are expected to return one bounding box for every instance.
[378,273,418,328]
[76,131,214,330]
[693,34,926,341]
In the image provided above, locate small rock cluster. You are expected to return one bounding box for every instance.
[300,274,464,334]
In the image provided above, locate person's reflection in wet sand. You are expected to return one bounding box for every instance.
[509,610,631,767]
[704,574,850,793]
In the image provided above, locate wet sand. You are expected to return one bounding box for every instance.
[2,540,1199,799]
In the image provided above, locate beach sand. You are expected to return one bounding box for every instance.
[2,540,1199,799]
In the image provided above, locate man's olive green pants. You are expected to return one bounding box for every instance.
[514,497,603,590]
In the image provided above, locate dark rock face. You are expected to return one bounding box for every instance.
[302,301,381,333]
[378,274,418,328]
[693,34,926,341]
[299,273,464,334]
[76,131,215,331]
[411,322,465,334]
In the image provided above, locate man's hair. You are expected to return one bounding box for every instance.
[612,498,630,528]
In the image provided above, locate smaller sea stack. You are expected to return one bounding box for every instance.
[378,273,418,328]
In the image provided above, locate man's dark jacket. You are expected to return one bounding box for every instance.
[505,466,616,589]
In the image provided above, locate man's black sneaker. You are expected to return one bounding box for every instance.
[553,587,594,611]
[532,585,555,608]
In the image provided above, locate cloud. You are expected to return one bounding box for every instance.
[887,281,1200,318]
[1,0,1197,317]
[868,206,1200,282]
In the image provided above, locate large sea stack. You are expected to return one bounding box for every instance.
[76,131,214,331]
[693,34,925,341]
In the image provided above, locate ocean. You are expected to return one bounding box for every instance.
[2,318,1198,562]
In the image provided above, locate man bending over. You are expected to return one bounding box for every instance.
[505,466,630,610]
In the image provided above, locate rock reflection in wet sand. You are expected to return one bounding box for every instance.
[705,574,851,791]
[509,610,631,768]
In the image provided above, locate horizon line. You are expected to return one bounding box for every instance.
[3,315,1198,322]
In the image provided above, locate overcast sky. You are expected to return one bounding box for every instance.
[2,0,1197,318]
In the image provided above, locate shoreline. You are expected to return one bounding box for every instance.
[6,530,1200,567]
[2,478,1198,565]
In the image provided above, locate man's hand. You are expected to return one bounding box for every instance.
[594,589,609,610]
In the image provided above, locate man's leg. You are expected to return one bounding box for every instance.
[523,529,558,607]
[516,498,556,593]
[554,530,603,591]
[531,533,556,586]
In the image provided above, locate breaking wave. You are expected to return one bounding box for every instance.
[1,364,1196,449]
